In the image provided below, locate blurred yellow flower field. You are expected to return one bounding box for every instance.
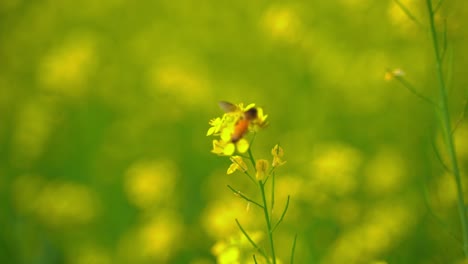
[1,0,468,263]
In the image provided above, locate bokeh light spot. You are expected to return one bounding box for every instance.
[364,148,406,195]
[309,143,362,197]
[38,34,97,98]
[262,5,302,43]
[124,160,177,209]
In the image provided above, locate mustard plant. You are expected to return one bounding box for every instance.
[207,101,297,264]
[388,0,468,258]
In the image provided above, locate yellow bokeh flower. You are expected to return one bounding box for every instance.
[271,144,286,168]
[227,156,248,175]
[212,231,264,264]
[124,160,177,209]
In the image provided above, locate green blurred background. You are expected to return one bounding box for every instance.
[1,0,468,263]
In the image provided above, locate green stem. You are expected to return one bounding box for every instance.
[247,133,257,168]
[290,234,298,264]
[259,181,276,264]
[247,145,276,263]
[272,195,290,233]
[426,0,468,257]
[248,147,256,169]
[271,172,275,215]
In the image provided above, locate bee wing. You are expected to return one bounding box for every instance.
[218,101,238,113]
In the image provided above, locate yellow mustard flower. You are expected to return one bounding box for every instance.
[250,106,268,132]
[211,139,250,156]
[271,144,286,168]
[227,156,248,174]
[211,140,236,156]
[256,159,269,181]
[207,117,223,136]
[207,102,268,156]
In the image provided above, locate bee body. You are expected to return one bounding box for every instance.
[218,101,259,143]
[231,119,250,143]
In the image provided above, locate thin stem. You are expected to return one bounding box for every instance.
[441,18,448,62]
[272,195,291,233]
[243,171,256,184]
[452,99,468,135]
[393,0,425,29]
[235,219,271,263]
[430,140,451,173]
[290,234,298,264]
[248,147,256,169]
[426,0,468,257]
[259,181,276,264]
[247,132,257,169]
[393,74,438,108]
[227,185,264,209]
[253,255,259,264]
[271,171,275,215]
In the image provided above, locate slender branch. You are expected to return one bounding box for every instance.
[227,185,264,209]
[393,0,425,29]
[235,219,271,263]
[290,234,298,264]
[250,132,257,146]
[452,99,468,135]
[243,171,256,184]
[272,195,291,233]
[248,147,256,169]
[440,18,448,62]
[426,0,468,257]
[253,255,259,264]
[247,133,257,168]
[393,74,438,108]
[430,140,451,173]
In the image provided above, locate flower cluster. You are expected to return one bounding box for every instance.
[207,102,268,156]
[207,101,293,263]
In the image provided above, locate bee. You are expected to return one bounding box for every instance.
[218,101,259,143]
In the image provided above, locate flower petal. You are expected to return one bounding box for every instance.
[227,163,238,174]
[223,143,235,156]
[236,139,249,153]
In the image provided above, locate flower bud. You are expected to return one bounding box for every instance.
[255,159,269,181]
